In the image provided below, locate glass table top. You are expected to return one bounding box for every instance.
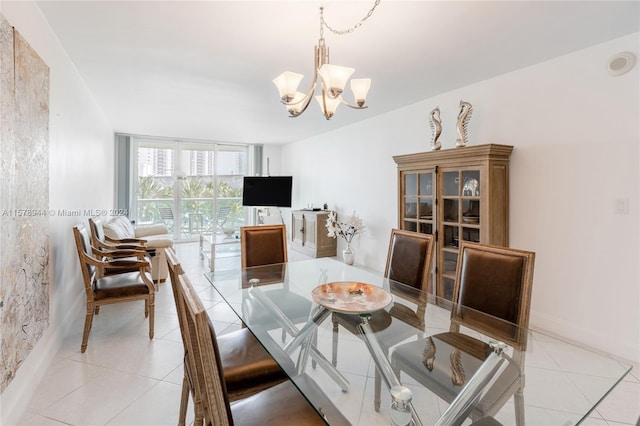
[205,257,632,425]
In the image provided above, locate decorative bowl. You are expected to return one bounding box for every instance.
[311,282,393,314]
[462,216,479,224]
[222,228,235,236]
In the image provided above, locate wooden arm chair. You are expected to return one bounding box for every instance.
[88,217,148,247]
[240,225,314,340]
[165,247,291,426]
[72,224,155,353]
[332,228,435,411]
[88,217,150,278]
[175,262,349,426]
[391,242,535,426]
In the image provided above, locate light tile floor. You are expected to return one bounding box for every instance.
[16,242,640,425]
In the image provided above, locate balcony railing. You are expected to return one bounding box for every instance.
[136,197,244,238]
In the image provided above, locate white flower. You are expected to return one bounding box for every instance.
[325,210,364,244]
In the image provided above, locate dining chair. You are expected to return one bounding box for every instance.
[331,228,435,410]
[72,224,155,353]
[240,224,288,268]
[240,224,314,340]
[165,248,292,426]
[391,241,535,426]
[175,262,350,426]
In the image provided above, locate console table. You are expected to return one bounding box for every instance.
[291,210,336,258]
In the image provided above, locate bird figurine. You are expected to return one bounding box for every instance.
[450,349,466,386]
[456,100,473,148]
[428,107,442,151]
[422,336,436,371]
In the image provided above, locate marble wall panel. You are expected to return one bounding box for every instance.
[0,14,50,392]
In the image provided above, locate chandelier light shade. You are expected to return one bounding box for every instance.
[272,4,379,120]
[315,94,343,118]
[350,78,372,107]
[318,64,354,96]
[273,72,304,103]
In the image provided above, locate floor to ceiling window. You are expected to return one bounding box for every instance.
[127,136,250,241]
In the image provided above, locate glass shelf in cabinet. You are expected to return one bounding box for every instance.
[442,272,456,281]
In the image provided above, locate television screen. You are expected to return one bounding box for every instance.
[242,176,293,207]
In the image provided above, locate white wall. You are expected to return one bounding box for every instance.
[0,2,115,424]
[262,144,282,177]
[282,33,640,363]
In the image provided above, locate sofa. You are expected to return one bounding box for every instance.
[101,215,174,282]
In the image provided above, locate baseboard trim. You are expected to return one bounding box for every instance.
[530,309,639,364]
[1,293,84,425]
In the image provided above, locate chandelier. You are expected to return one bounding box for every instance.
[272,2,380,120]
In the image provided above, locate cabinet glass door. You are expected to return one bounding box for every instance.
[438,168,481,300]
[401,171,434,234]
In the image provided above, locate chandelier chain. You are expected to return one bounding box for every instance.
[320,0,381,36]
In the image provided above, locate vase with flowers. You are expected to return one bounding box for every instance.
[325,210,365,265]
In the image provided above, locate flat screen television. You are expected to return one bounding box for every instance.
[242,176,293,208]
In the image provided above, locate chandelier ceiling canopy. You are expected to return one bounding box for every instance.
[272,2,380,120]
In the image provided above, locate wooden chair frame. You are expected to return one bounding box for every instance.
[88,217,150,278]
[88,216,148,248]
[73,224,155,353]
[177,272,232,425]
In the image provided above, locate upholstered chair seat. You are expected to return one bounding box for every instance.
[231,375,350,426]
[216,322,293,399]
[391,332,520,417]
[92,271,154,300]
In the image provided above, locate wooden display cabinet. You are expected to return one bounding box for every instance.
[291,210,337,258]
[393,144,513,300]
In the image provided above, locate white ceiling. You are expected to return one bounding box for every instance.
[36,1,639,145]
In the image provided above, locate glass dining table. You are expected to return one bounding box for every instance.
[204,257,632,425]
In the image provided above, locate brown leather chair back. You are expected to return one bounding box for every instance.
[384,229,435,291]
[240,224,288,268]
[452,242,535,350]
